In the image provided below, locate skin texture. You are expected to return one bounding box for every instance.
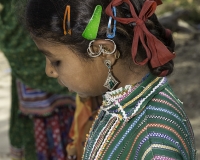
[33,36,149,98]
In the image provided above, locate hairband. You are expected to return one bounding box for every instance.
[63,5,71,35]
[107,7,117,39]
[82,5,102,40]
[105,0,175,71]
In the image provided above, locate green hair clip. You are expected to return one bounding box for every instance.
[82,5,102,40]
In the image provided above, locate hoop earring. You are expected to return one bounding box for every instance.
[87,40,103,57]
[102,39,116,55]
[103,60,119,91]
[87,39,117,57]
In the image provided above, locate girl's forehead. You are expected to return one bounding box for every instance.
[33,37,63,50]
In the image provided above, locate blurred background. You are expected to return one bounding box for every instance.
[157,0,200,158]
[0,0,200,159]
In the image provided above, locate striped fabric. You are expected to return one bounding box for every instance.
[11,79,76,160]
[82,74,196,160]
[16,80,75,116]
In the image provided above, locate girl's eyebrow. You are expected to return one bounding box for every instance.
[39,49,54,57]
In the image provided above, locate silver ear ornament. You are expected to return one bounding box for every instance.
[102,39,116,55]
[87,39,117,57]
[87,40,103,57]
[103,60,119,91]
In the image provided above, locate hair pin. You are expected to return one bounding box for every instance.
[63,5,71,35]
[82,5,102,40]
[107,7,117,39]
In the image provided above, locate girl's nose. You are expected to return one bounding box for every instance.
[45,57,58,78]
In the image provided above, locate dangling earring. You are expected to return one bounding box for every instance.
[103,60,119,91]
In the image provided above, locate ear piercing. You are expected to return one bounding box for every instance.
[87,39,117,57]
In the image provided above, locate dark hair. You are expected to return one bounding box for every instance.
[24,0,175,76]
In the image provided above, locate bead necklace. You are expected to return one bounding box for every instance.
[102,84,135,107]
[102,73,150,109]
[102,83,140,120]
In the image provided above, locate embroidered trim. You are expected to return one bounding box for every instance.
[136,114,191,148]
[146,105,192,141]
[126,123,189,159]
[152,98,183,117]
[107,109,146,160]
[126,77,166,121]
[89,117,118,159]
[142,144,179,160]
[95,117,120,159]
[134,133,187,160]
[152,155,176,160]
[122,77,161,110]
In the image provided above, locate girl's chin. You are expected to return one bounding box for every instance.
[68,89,75,93]
[77,93,89,98]
[60,84,66,87]
[57,80,65,87]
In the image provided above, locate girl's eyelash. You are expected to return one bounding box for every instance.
[51,61,61,67]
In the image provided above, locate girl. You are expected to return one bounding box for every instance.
[23,0,196,159]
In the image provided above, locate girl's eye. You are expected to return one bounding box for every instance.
[51,60,61,67]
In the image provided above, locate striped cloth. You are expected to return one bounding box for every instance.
[82,74,196,160]
[16,80,75,116]
[10,79,75,160]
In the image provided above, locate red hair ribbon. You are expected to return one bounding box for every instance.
[105,0,175,69]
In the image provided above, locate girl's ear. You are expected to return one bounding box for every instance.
[101,50,116,66]
[92,39,119,66]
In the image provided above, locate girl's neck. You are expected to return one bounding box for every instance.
[91,96,103,111]
[113,62,149,89]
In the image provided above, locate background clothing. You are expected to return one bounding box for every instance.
[16,80,75,116]
[9,75,75,160]
[0,0,65,93]
[67,95,99,160]
[0,1,76,160]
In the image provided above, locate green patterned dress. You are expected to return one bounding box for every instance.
[0,1,75,160]
[82,74,196,160]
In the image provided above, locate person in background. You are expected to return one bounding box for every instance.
[66,95,101,160]
[23,0,196,159]
[0,1,100,160]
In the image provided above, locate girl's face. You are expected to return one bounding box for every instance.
[33,37,108,98]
